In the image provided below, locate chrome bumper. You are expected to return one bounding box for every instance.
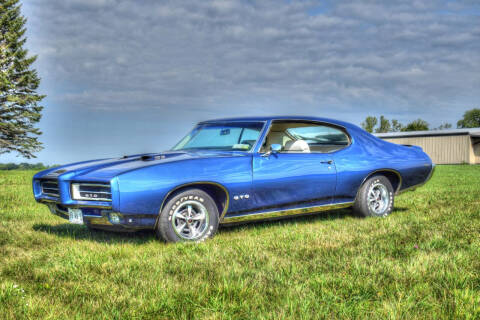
[46,202,115,227]
[41,202,156,230]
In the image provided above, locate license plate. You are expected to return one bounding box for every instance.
[68,208,83,225]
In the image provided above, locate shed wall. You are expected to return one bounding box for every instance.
[382,135,473,164]
[473,138,480,164]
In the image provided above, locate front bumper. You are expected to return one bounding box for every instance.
[41,201,156,231]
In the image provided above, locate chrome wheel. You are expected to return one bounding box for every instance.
[171,200,209,240]
[367,183,390,215]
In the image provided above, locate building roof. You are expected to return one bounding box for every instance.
[375,128,480,139]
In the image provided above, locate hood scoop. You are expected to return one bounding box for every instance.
[140,154,166,161]
[120,153,170,161]
[140,154,155,161]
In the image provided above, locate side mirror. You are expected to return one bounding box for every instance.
[262,144,282,157]
[270,144,282,153]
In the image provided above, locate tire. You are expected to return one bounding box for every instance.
[156,188,219,242]
[353,175,394,217]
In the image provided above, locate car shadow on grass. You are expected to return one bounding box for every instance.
[219,208,354,231]
[32,207,409,243]
[33,223,156,244]
[219,206,409,232]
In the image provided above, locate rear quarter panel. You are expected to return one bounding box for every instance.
[333,126,432,202]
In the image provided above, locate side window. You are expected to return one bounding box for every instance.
[262,121,350,153]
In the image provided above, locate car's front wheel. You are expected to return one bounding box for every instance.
[353,175,394,217]
[156,188,219,242]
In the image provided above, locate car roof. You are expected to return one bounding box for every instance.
[199,116,356,129]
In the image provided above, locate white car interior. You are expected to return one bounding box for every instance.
[284,140,310,152]
[261,121,350,153]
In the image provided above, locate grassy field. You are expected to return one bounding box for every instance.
[0,166,479,319]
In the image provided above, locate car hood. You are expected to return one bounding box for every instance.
[39,150,248,181]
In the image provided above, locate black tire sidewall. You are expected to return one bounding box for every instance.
[156,189,219,242]
[354,175,394,217]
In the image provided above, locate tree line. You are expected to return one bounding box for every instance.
[362,108,480,133]
[0,162,57,170]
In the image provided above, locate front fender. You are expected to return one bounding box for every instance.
[115,156,253,215]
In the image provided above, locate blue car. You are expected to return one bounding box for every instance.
[33,116,434,242]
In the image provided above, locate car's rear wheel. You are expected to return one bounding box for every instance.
[156,188,219,242]
[353,175,394,217]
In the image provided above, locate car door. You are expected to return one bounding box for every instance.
[252,152,336,209]
[251,120,350,210]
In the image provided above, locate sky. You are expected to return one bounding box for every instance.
[1,0,479,165]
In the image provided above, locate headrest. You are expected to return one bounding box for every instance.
[284,140,310,152]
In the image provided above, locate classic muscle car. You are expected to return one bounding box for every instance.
[33,116,434,242]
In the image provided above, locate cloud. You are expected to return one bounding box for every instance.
[9,0,480,163]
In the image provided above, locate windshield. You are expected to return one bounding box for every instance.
[172,122,264,151]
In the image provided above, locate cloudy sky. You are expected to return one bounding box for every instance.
[2,0,480,164]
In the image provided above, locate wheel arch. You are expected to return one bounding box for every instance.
[158,182,230,222]
[359,169,402,195]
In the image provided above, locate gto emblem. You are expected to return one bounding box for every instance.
[84,193,98,198]
[234,194,250,200]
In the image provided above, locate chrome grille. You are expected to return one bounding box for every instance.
[71,183,112,201]
[41,180,59,197]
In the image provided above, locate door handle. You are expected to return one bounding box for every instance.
[320,160,333,164]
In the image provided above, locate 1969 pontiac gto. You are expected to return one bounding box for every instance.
[33,116,434,242]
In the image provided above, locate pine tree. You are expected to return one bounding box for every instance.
[0,0,44,158]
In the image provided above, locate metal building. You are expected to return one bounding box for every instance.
[375,128,480,164]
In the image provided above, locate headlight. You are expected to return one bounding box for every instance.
[71,183,112,201]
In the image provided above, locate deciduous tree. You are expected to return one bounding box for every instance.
[375,116,391,133]
[361,116,377,133]
[402,119,429,132]
[391,119,403,132]
[457,108,480,128]
[433,123,452,130]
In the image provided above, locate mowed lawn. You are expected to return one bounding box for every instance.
[0,166,479,319]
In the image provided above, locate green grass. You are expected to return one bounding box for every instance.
[0,166,479,319]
